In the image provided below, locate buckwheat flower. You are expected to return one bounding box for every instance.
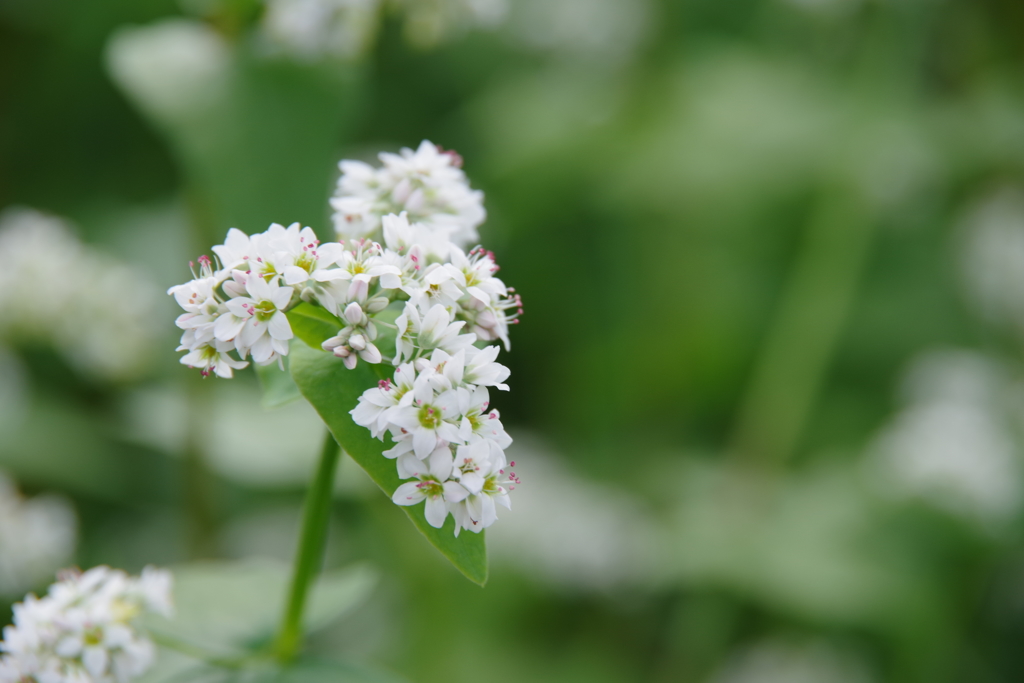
[392,448,469,528]
[168,274,223,347]
[219,276,294,364]
[261,0,379,62]
[334,240,401,299]
[351,366,417,438]
[463,344,510,390]
[0,566,173,683]
[211,228,255,272]
[0,208,159,381]
[0,473,76,599]
[416,304,474,355]
[388,384,465,459]
[179,339,249,378]
[443,245,507,305]
[271,223,344,285]
[456,385,512,447]
[450,446,516,536]
[332,140,485,248]
[405,264,464,310]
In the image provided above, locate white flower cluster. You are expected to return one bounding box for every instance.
[0,208,160,381]
[259,0,507,60]
[169,142,523,535]
[0,566,173,683]
[331,140,485,253]
[0,473,76,600]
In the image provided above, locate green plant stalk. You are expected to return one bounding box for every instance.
[274,430,341,663]
[731,187,875,467]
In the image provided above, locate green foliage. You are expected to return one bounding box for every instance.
[145,559,376,656]
[255,357,302,409]
[139,560,396,682]
[285,325,488,586]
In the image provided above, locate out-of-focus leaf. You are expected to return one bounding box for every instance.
[256,357,303,409]
[288,340,489,586]
[286,303,344,351]
[144,559,376,657]
[229,658,407,682]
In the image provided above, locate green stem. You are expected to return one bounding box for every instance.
[730,187,876,467]
[274,430,341,663]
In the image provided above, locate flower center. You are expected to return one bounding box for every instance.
[296,252,317,274]
[418,404,442,430]
[254,300,277,322]
[416,477,444,498]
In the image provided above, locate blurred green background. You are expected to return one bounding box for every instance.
[4,0,1024,681]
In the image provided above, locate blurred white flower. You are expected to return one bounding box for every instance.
[959,186,1024,334]
[709,639,875,683]
[0,472,76,599]
[487,438,656,592]
[393,0,508,48]
[504,0,652,66]
[106,19,231,124]
[0,208,160,381]
[866,349,1023,528]
[0,565,172,683]
[261,0,380,61]
[332,141,486,250]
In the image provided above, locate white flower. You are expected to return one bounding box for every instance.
[178,339,249,378]
[417,304,474,354]
[261,0,380,62]
[219,275,294,364]
[332,140,486,249]
[210,228,254,273]
[463,344,510,390]
[0,566,173,683]
[443,245,507,304]
[456,385,512,447]
[351,367,417,439]
[391,448,469,528]
[388,384,464,459]
[168,275,223,348]
[330,196,378,239]
[0,473,76,599]
[0,208,160,381]
[449,441,516,536]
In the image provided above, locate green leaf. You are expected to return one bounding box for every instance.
[255,356,303,409]
[287,341,489,586]
[144,559,376,657]
[286,303,344,350]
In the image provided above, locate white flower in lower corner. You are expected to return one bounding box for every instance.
[392,448,469,528]
[0,565,173,683]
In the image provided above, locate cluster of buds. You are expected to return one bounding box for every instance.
[167,141,523,535]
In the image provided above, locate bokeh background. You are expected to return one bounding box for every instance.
[4,0,1024,681]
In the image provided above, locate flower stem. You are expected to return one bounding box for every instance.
[274,429,341,663]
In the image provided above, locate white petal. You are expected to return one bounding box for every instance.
[392,482,425,505]
[268,311,293,340]
[424,496,448,528]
